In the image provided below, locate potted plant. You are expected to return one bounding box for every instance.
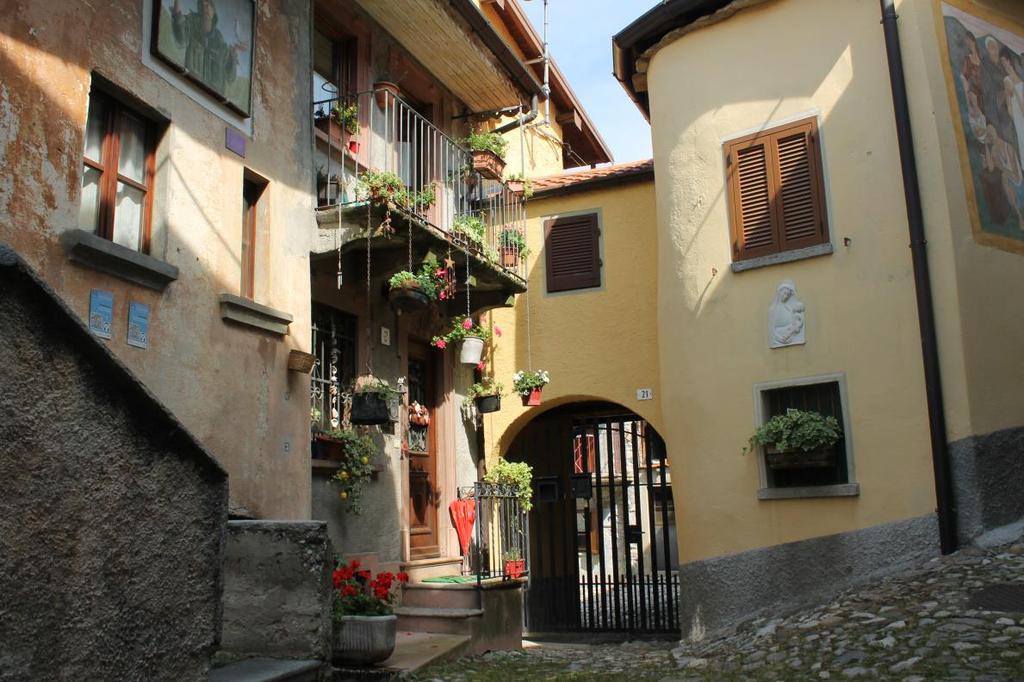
[332,559,410,666]
[464,130,508,180]
[322,428,378,513]
[450,214,486,250]
[505,173,534,199]
[503,547,526,579]
[351,377,400,426]
[747,408,842,469]
[513,369,550,406]
[498,227,528,268]
[387,258,446,313]
[373,80,401,110]
[432,316,493,365]
[468,377,503,414]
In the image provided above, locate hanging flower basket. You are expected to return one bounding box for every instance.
[504,559,526,579]
[470,149,505,181]
[388,281,430,313]
[765,446,838,470]
[460,336,485,365]
[521,387,543,407]
[351,392,390,425]
[475,394,501,414]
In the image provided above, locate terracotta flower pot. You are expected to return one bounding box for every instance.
[333,614,397,666]
[351,393,390,425]
[521,388,543,407]
[504,559,525,579]
[475,395,501,414]
[499,246,519,268]
[374,81,401,110]
[459,336,485,365]
[315,116,344,142]
[470,149,505,181]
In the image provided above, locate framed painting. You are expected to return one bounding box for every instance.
[152,0,255,117]
[938,0,1024,254]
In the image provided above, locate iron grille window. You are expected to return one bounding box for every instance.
[761,381,848,488]
[310,304,357,433]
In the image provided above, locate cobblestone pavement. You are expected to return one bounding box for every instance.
[411,538,1024,681]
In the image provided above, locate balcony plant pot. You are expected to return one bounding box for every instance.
[504,559,526,579]
[351,392,390,425]
[374,81,401,110]
[521,388,543,407]
[459,336,485,365]
[333,614,398,666]
[475,395,501,414]
[765,446,837,470]
[470,149,505,181]
[313,434,347,461]
[348,139,360,155]
[315,115,346,143]
[388,281,430,313]
[499,246,519,268]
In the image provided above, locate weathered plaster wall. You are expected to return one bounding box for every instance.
[486,179,662,462]
[0,0,314,519]
[0,247,227,681]
[645,0,937,563]
[219,521,334,662]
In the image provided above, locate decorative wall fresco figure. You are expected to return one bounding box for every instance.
[941,1,1024,253]
[768,280,806,349]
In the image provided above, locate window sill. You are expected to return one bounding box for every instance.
[219,293,292,335]
[731,242,833,273]
[757,482,860,500]
[62,229,178,291]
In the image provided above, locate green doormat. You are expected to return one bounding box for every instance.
[420,575,477,583]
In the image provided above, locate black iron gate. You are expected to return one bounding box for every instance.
[522,413,679,634]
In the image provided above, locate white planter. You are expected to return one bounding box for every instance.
[333,614,397,666]
[459,336,485,364]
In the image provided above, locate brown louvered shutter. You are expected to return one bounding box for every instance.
[545,213,601,292]
[726,117,828,262]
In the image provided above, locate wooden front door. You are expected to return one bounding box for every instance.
[407,343,440,559]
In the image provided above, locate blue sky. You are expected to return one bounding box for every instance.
[521,0,659,165]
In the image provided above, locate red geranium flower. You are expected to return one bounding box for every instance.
[357,570,371,581]
[341,584,358,597]
[349,559,361,570]
[397,572,410,583]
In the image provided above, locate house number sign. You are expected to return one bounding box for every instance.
[636,388,654,401]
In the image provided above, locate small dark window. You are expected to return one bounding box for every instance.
[79,90,158,253]
[310,304,357,433]
[725,117,829,262]
[241,173,267,299]
[761,381,848,489]
[544,213,601,293]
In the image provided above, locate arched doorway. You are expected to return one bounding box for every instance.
[505,402,679,635]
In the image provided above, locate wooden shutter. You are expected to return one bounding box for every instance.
[726,117,829,261]
[545,213,601,292]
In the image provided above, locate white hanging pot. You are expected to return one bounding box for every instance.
[459,336,485,365]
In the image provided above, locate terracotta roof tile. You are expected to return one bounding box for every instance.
[532,159,654,194]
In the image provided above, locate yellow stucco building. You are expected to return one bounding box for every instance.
[483,0,1024,638]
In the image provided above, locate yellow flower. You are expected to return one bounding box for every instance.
[361,457,369,465]
[339,491,348,500]
[339,471,349,480]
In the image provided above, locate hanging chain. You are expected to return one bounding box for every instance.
[465,237,471,318]
[526,280,533,371]
[365,202,374,377]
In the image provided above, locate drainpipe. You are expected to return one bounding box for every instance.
[879,0,957,554]
[494,94,539,135]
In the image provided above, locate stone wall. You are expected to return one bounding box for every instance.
[677,515,940,640]
[0,247,227,681]
[951,426,1024,545]
[219,521,334,662]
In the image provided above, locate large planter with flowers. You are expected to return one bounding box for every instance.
[433,316,494,365]
[331,560,410,666]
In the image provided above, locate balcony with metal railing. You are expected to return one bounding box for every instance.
[312,87,528,310]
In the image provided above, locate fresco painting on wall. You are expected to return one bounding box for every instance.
[941,2,1024,254]
[153,0,255,116]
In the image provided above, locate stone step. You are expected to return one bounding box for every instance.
[210,658,324,682]
[400,556,466,583]
[331,631,471,680]
[401,583,480,610]
[394,606,484,636]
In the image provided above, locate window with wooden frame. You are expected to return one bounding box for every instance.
[725,117,829,262]
[241,174,267,299]
[79,90,157,253]
[544,213,602,293]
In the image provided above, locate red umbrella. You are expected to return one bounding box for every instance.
[449,498,476,556]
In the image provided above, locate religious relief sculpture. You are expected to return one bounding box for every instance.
[768,280,806,348]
